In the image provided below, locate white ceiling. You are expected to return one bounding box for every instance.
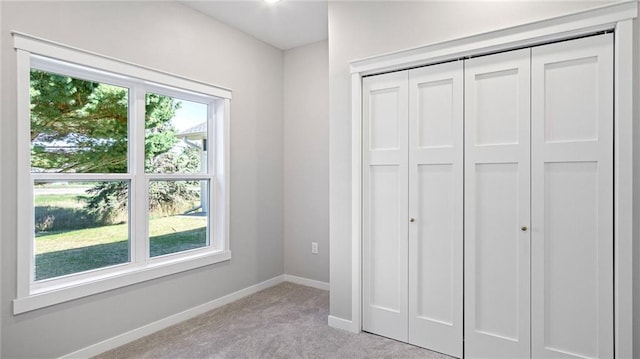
[181,0,328,50]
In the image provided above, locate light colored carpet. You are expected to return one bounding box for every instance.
[94,282,453,358]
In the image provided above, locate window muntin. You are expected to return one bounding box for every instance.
[14,33,231,314]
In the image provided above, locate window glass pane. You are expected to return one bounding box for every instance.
[34,181,130,281]
[149,180,208,257]
[145,93,208,174]
[30,69,128,174]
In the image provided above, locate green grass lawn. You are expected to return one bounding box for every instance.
[35,216,206,253]
[34,191,208,281]
[35,216,207,281]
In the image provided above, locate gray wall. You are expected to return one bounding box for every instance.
[327,0,615,321]
[1,1,284,357]
[0,1,2,356]
[634,14,640,359]
[283,40,329,283]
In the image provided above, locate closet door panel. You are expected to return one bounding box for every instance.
[473,163,520,338]
[541,162,599,357]
[362,71,409,342]
[408,62,463,358]
[416,77,454,147]
[369,87,401,150]
[414,163,455,323]
[531,34,613,359]
[464,48,531,359]
[368,165,402,310]
[474,68,520,146]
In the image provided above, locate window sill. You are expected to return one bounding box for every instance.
[13,249,231,315]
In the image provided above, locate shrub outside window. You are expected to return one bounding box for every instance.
[14,32,231,314]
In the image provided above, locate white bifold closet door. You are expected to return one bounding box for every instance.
[530,34,613,359]
[464,48,532,359]
[408,62,463,358]
[465,34,614,359]
[362,62,463,358]
[362,71,409,342]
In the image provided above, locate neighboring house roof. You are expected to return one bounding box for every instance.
[177,122,207,140]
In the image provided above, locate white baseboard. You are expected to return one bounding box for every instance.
[283,274,330,291]
[328,315,357,333]
[60,275,285,359]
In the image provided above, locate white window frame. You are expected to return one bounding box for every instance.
[13,32,232,314]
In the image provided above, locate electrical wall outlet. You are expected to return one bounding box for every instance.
[311,242,319,254]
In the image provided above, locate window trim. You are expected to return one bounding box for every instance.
[13,32,232,314]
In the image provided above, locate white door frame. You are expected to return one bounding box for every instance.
[348,2,637,358]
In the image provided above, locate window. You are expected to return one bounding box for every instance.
[14,33,231,314]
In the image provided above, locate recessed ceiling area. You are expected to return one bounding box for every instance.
[181,0,328,50]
